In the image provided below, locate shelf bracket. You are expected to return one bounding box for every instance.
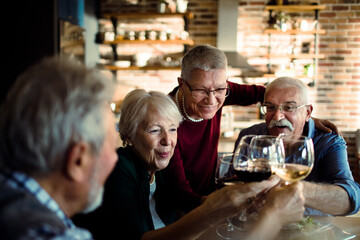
[309,9,320,87]
[110,17,118,61]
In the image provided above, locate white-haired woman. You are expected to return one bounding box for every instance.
[73,89,305,240]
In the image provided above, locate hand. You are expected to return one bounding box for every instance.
[261,182,305,226]
[312,117,341,136]
[200,176,280,224]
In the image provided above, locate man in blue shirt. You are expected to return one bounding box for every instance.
[234,77,360,216]
[0,56,119,239]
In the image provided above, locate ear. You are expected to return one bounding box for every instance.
[177,77,183,87]
[305,104,313,122]
[65,142,91,182]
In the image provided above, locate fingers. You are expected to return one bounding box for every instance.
[276,182,305,224]
[211,178,279,208]
[245,175,280,195]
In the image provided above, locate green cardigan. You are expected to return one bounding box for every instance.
[73,146,178,239]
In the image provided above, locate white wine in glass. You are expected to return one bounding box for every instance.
[273,134,314,184]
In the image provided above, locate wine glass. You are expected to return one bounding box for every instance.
[234,135,284,221]
[273,133,314,230]
[234,134,257,156]
[226,135,284,232]
[230,135,257,225]
[215,152,249,239]
[273,133,314,184]
[248,135,285,176]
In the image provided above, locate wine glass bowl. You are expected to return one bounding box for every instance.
[234,135,275,182]
[249,135,285,168]
[225,135,285,233]
[272,134,314,184]
[215,153,242,188]
[215,153,247,239]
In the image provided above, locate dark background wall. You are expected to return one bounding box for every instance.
[4,0,57,104]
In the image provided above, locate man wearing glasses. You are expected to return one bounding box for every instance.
[234,76,360,216]
[164,45,336,212]
[166,45,266,211]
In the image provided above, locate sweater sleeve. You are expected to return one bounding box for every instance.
[224,81,265,106]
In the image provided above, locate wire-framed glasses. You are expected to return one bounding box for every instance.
[261,103,308,114]
[183,80,230,99]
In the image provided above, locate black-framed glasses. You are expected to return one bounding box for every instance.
[260,103,308,114]
[183,80,230,99]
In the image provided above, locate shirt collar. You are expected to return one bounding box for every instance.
[0,168,75,228]
[304,118,315,138]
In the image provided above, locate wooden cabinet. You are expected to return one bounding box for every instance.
[264,4,326,86]
[97,12,194,71]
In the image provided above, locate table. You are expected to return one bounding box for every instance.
[197,216,360,240]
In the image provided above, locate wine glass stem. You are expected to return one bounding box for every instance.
[227,223,234,231]
[238,209,247,221]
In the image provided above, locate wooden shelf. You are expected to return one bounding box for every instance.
[264,29,326,35]
[99,12,193,74]
[265,53,325,59]
[102,39,194,45]
[60,40,84,48]
[264,5,326,12]
[101,65,181,71]
[101,12,194,20]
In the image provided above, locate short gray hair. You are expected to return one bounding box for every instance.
[119,89,182,146]
[180,45,228,81]
[0,56,114,175]
[265,77,309,104]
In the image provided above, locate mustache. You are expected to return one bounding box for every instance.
[269,119,294,131]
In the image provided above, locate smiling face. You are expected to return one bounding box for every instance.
[264,87,312,137]
[181,68,228,120]
[132,109,178,175]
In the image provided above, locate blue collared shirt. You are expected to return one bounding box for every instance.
[0,168,93,239]
[235,118,360,216]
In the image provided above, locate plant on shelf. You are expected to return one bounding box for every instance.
[272,12,291,31]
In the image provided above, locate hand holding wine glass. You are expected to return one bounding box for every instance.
[222,135,284,233]
[214,152,280,239]
[215,152,248,239]
[239,135,284,217]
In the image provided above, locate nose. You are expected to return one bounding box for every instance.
[160,131,171,146]
[272,107,285,121]
[205,90,217,104]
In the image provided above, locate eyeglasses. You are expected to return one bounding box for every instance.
[183,80,230,99]
[261,103,308,114]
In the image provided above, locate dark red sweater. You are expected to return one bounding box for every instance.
[165,81,265,211]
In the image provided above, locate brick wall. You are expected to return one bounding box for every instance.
[233,0,359,180]
[100,0,359,181]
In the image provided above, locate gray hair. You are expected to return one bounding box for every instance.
[265,77,309,104]
[119,89,182,146]
[0,56,114,175]
[180,45,228,81]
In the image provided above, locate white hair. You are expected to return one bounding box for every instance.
[119,89,182,146]
[265,77,309,104]
[0,56,114,175]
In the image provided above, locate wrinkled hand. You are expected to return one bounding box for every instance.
[261,182,305,226]
[312,117,341,136]
[200,176,280,225]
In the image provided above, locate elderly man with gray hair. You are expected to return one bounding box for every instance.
[234,76,360,216]
[0,56,119,239]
